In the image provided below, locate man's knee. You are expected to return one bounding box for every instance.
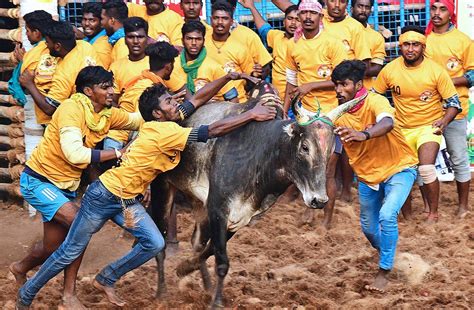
[142,232,165,255]
[418,164,437,185]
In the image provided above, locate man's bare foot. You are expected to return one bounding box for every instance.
[9,262,27,286]
[321,216,332,230]
[59,295,87,310]
[364,268,389,293]
[300,208,315,226]
[340,189,352,203]
[425,213,439,224]
[456,207,469,219]
[92,279,126,307]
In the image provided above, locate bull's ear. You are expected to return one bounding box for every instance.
[283,123,299,137]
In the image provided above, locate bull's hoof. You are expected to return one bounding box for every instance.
[210,299,224,309]
[155,285,167,299]
[176,259,200,278]
[165,242,179,257]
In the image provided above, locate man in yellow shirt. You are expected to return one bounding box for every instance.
[333,60,418,293]
[284,0,347,229]
[16,72,277,308]
[169,21,238,101]
[373,26,461,223]
[127,0,183,45]
[239,0,300,99]
[82,2,112,69]
[205,1,267,101]
[8,10,56,125]
[20,21,100,122]
[425,0,473,218]
[14,66,143,310]
[350,0,386,89]
[101,0,129,66]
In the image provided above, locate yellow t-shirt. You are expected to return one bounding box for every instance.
[363,25,386,89]
[168,53,234,100]
[322,14,371,61]
[231,24,273,67]
[286,30,347,113]
[426,28,474,119]
[127,3,183,45]
[21,41,58,124]
[92,35,113,69]
[100,121,192,198]
[26,99,134,190]
[111,37,128,63]
[47,40,99,103]
[267,29,293,99]
[110,56,150,95]
[205,32,255,102]
[108,71,165,143]
[373,57,458,129]
[335,92,418,185]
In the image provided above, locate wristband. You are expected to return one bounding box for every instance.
[114,148,122,159]
[362,131,371,140]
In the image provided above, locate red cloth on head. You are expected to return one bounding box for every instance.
[426,0,457,34]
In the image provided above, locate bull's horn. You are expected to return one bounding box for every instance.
[324,92,368,122]
[291,95,316,124]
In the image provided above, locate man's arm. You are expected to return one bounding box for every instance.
[19,70,57,116]
[290,81,336,99]
[452,69,473,88]
[365,63,383,78]
[270,0,293,12]
[335,117,394,143]
[239,0,267,30]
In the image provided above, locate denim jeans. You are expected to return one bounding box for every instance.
[443,118,471,183]
[18,180,164,306]
[358,167,417,270]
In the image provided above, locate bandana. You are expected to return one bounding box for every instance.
[426,0,456,34]
[293,0,323,42]
[399,31,426,45]
[108,27,125,45]
[348,87,368,113]
[84,28,107,45]
[70,93,112,133]
[181,47,207,94]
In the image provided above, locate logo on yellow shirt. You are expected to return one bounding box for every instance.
[223,61,237,73]
[194,79,207,92]
[446,57,460,71]
[342,40,351,51]
[419,90,433,102]
[37,54,58,79]
[84,56,97,67]
[156,33,170,43]
[317,65,332,78]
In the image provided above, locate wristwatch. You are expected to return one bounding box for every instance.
[362,131,371,140]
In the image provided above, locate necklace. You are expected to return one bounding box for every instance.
[210,38,226,54]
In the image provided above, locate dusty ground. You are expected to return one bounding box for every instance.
[0,181,472,309]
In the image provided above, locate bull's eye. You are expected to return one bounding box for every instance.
[301,143,310,154]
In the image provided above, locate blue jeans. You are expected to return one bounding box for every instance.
[358,167,417,270]
[18,180,164,306]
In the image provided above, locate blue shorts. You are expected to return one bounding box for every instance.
[20,172,77,222]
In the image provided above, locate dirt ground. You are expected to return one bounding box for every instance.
[0,181,472,309]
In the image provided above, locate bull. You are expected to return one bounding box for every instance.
[149,82,365,307]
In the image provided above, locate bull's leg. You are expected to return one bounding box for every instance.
[322,152,340,230]
[149,178,176,298]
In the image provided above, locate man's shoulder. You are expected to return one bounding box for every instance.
[366,91,390,106]
[161,8,183,20]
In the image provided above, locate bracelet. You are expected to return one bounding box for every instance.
[114,148,122,159]
[362,131,371,140]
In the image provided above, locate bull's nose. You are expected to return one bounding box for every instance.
[311,198,327,209]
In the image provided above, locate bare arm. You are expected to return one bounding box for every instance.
[20,70,57,116]
[452,76,469,87]
[290,80,336,99]
[208,102,277,137]
[365,63,383,78]
[283,82,296,114]
[270,0,293,12]
[334,117,394,143]
[239,0,267,30]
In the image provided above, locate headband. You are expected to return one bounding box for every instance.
[399,31,426,45]
[298,0,322,13]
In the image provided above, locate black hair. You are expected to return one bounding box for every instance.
[103,0,129,23]
[351,0,374,8]
[44,21,76,51]
[139,84,168,121]
[210,0,237,8]
[75,66,114,94]
[123,17,149,35]
[401,25,425,35]
[331,60,367,84]
[82,2,103,19]
[284,5,299,16]
[23,10,53,34]
[145,42,179,71]
[182,20,206,37]
[211,1,234,17]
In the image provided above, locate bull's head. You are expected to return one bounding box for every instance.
[284,94,367,209]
